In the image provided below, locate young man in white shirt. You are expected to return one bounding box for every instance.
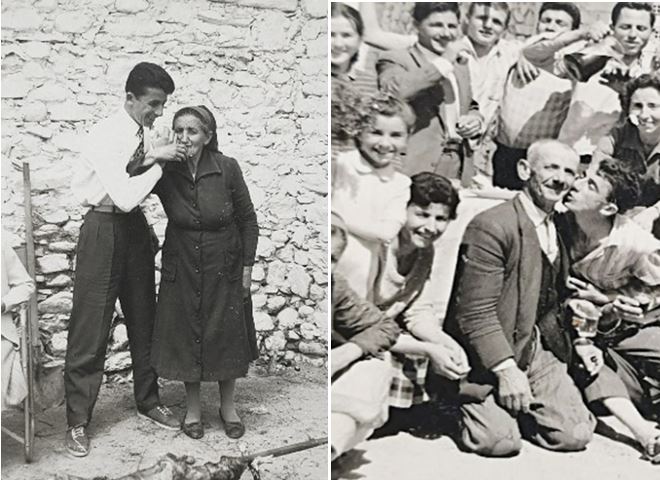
[561,158,660,463]
[65,62,186,457]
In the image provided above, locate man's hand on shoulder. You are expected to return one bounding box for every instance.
[494,363,534,414]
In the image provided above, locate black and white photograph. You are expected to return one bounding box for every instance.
[330,2,660,479]
[1,0,328,479]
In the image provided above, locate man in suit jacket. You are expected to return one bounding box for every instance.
[444,139,596,457]
[376,2,482,180]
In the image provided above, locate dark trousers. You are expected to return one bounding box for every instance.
[583,326,660,415]
[491,143,526,190]
[64,209,159,427]
[459,333,596,457]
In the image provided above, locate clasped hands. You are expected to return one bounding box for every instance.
[426,333,471,381]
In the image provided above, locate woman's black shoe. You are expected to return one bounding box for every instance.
[181,420,204,439]
[219,410,245,439]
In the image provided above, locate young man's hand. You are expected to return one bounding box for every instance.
[456,113,482,139]
[566,276,610,305]
[143,143,187,167]
[427,342,470,380]
[584,21,610,43]
[514,54,540,85]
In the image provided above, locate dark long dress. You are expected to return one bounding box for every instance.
[151,149,259,381]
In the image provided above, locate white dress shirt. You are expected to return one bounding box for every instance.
[71,108,163,212]
[456,36,523,130]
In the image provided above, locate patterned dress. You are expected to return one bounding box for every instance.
[373,237,437,408]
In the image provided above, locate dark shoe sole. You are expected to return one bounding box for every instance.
[219,410,245,439]
[181,421,205,439]
[65,443,90,457]
[137,411,180,431]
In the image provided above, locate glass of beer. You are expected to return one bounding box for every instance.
[568,299,601,338]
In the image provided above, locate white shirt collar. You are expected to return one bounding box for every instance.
[518,192,552,228]
[342,149,398,182]
[416,41,445,63]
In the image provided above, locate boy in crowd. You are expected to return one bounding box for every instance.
[377,2,482,179]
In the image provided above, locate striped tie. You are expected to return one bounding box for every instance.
[126,126,145,177]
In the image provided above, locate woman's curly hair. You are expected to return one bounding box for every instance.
[331,89,416,142]
[619,72,660,115]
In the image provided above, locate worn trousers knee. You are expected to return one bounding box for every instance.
[460,395,522,457]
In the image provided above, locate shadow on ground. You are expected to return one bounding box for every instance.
[333,401,659,480]
[2,365,327,480]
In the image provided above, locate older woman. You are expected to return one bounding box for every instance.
[593,73,660,235]
[150,105,259,440]
[373,173,469,408]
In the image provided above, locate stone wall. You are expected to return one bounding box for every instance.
[1,0,329,375]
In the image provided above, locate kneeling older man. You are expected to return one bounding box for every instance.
[444,139,596,457]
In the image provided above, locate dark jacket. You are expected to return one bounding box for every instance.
[332,274,400,357]
[444,196,571,399]
[377,44,480,179]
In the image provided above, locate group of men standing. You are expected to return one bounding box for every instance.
[376,2,657,185]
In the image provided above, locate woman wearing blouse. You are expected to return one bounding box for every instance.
[150,105,259,440]
[373,173,470,408]
[332,94,414,299]
[593,73,660,235]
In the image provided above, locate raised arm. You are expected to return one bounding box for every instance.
[524,22,609,75]
[360,3,416,52]
[82,126,163,212]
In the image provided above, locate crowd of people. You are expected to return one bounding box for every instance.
[331,1,660,467]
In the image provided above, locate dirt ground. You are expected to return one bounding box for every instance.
[1,365,327,479]
[332,405,659,480]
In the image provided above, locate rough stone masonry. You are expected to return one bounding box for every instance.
[0,0,329,376]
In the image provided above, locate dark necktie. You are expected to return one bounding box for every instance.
[126,126,145,177]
